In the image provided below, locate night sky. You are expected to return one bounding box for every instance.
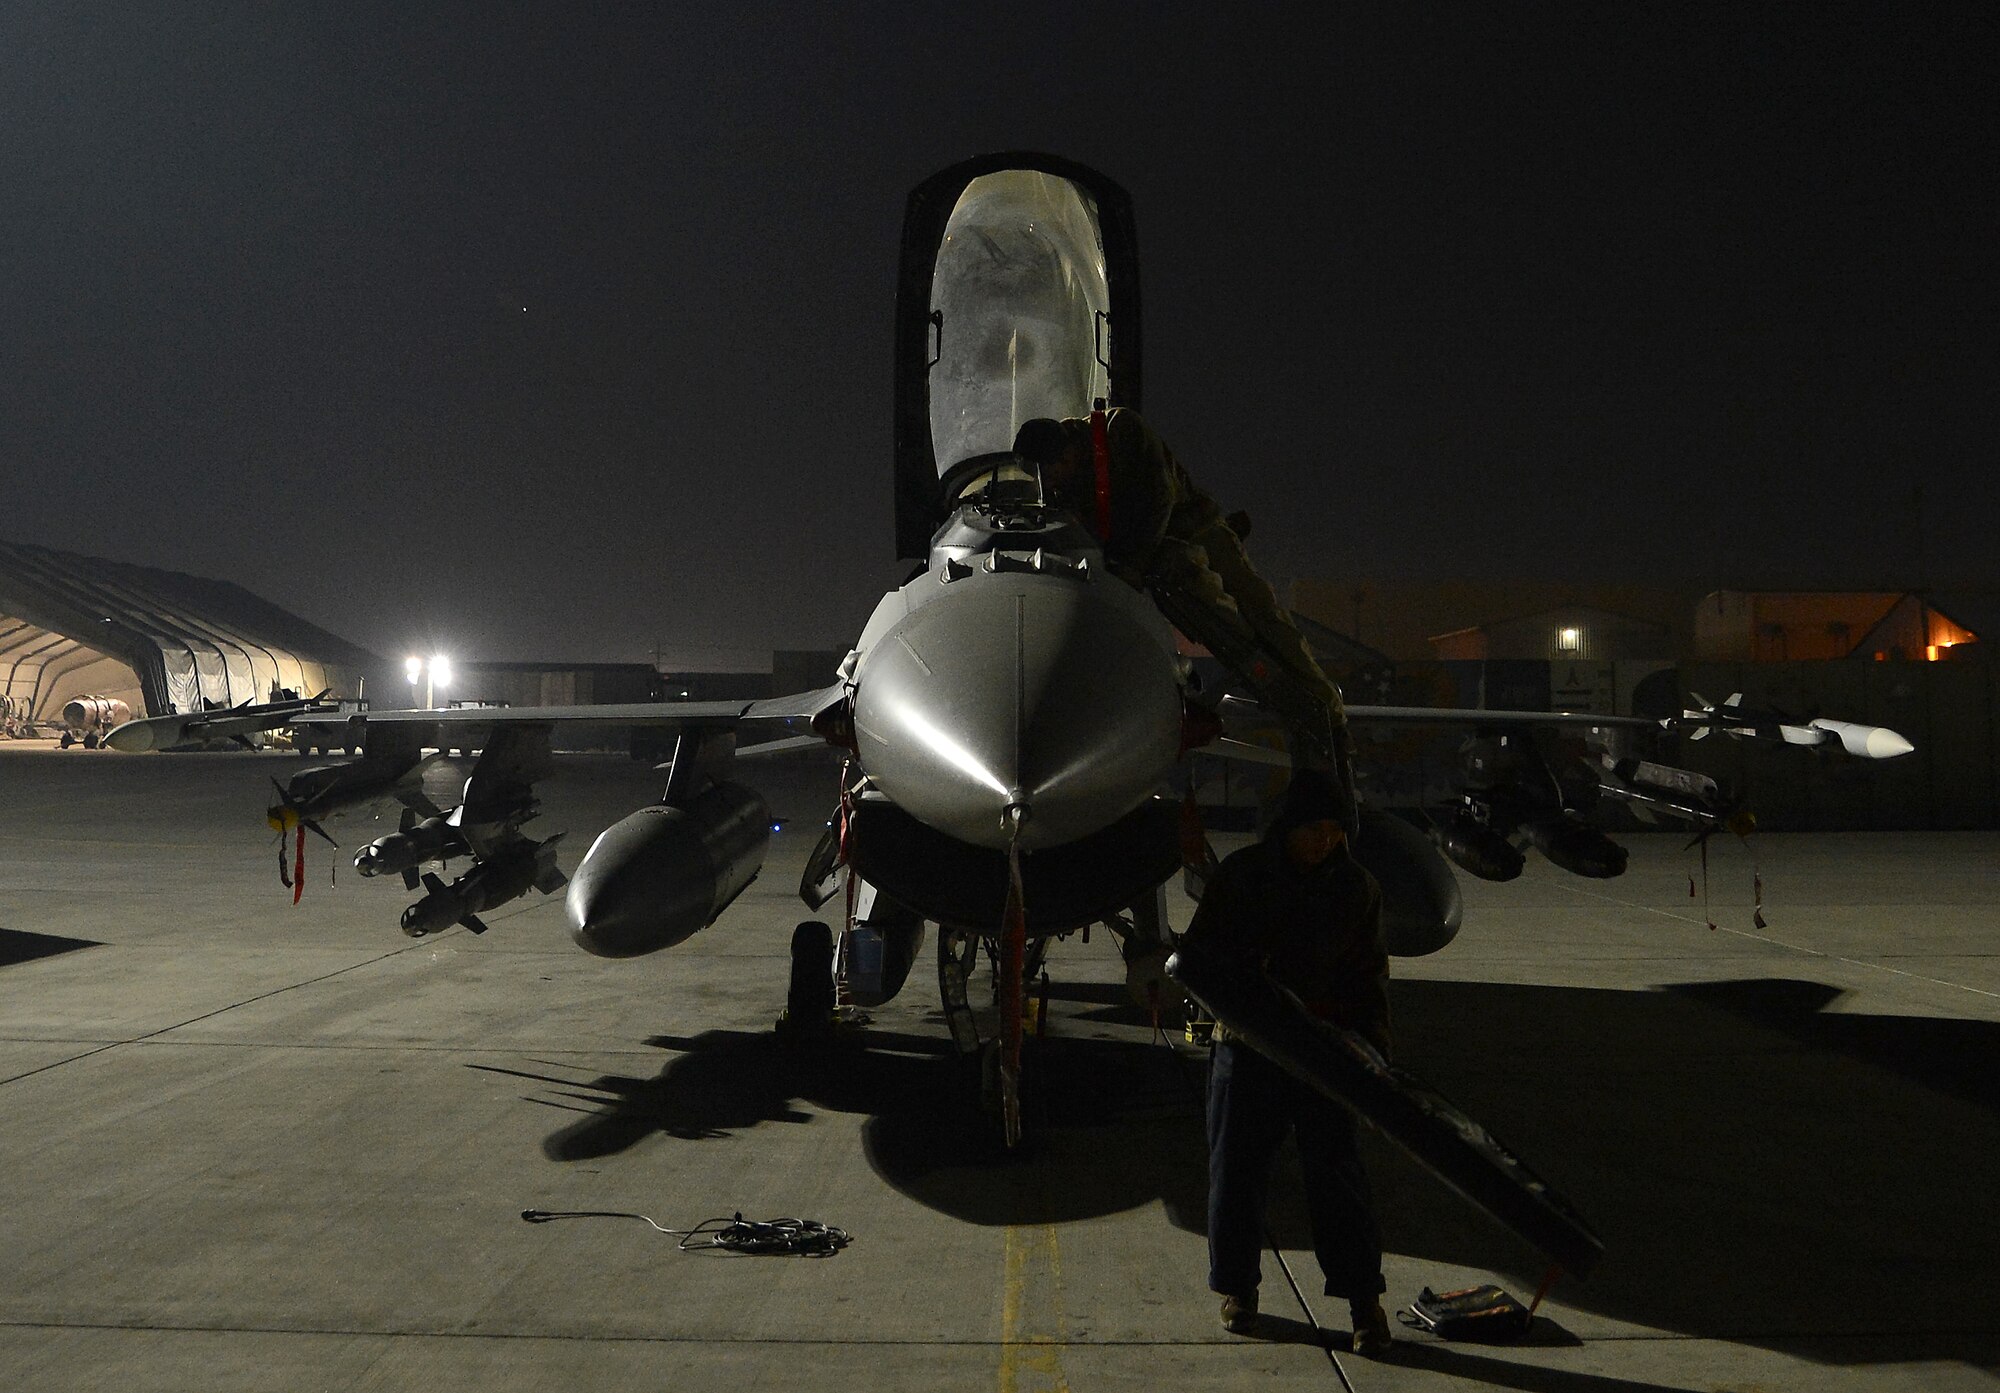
[5,3,1993,666]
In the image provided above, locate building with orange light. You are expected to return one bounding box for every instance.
[1693,591,1980,663]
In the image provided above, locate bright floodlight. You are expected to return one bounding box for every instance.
[430,655,452,688]
[405,656,423,683]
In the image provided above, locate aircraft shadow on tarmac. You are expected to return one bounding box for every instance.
[475,1025,1216,1229]
[0,927,100,967]
[477,973,2000,1372]
[1374,975,2000,1371]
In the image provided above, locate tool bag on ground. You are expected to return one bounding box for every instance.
[1398,1284,1532,1341]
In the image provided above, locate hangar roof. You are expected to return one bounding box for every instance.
[0,539,383,717]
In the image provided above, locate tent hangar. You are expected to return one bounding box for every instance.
[0,539,382,738]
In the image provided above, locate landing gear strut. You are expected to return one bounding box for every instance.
[938,924,1056,1145]
[938,925,981,1054]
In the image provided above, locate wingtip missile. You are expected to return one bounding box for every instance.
[105,692,341,753]
[1679,695,1914,759]
[102,719,159,752]
[1807,718,1915,759]
[1765,717,1915,758]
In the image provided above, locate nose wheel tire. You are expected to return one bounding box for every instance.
[780,919,836,1039]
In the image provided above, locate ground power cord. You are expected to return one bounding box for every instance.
[520,1208,851,1257]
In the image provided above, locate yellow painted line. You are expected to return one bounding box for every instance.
[999,1223,1071,1393]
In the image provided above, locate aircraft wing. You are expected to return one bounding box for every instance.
[1208,692,1911,848]
[106,683,850,754]
[1223,696,1914,760]
[290,699,745,735]
[289,686,845,735]
[1342,703,1660,733]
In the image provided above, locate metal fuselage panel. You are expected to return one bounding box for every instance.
[851,500,1184,853]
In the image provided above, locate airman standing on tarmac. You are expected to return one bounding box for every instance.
[1177,768,1394,1355]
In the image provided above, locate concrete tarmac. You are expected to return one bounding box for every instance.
[2,746,1996,1391]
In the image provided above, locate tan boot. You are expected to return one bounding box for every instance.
[1349,1299,1393,1357]
[1219,1291,1259,1333]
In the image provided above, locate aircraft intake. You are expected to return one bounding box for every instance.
[567,781,770,958]
[1524,816,1629,878]
[847,793,1180,934]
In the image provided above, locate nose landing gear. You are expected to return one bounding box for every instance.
[778,919,837,1039]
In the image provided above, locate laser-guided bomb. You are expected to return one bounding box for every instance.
[355,811,468,890]
[401,833,567,937]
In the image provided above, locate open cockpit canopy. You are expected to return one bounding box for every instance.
[894,154,1140,558]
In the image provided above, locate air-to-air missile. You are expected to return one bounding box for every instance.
[104,690,339,752]
[1685,692,1916,758]
[400,833,567,937]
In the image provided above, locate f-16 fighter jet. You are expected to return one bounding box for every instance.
[107,154,1917,1283]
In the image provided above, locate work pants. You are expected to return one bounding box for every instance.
[1206,1038,1385,1300]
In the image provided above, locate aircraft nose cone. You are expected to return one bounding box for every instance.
[852,573,1183,850]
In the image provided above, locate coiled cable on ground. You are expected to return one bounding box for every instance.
[520,1208,851,1257]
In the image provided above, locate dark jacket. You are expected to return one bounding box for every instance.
[1180,838,1391,1056]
